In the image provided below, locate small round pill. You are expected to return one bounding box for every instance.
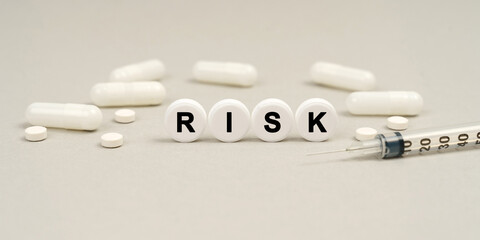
[387,116,409,130]
[25,126,47,142]
[115,109,135,123]
[101,132,123,148]
[355,127,377,141]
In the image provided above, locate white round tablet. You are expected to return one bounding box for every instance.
[295,98,338,141]
[164,99,207,142]
[251,98,293,142]
[101,132,123,148]
[115,109,135,123]
[25,126,47,142]
[387,116,408,130]
[208,99,250,142]
[355,127,378,141]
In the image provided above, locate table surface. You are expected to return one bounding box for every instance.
[1,1,480,239]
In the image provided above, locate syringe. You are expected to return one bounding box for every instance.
[309,122,480,159]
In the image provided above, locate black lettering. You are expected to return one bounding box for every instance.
[404,140,412,153]
[308,112,326,132]
[226,112,232,132]
[439,136,450,143]
[264,112,281,133]
[458,133,469,147]
[177,112,195,132]
[420,138,431,145]
[458,134,469,141]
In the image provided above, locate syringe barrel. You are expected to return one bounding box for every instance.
[379,122,480,159]
[377,132,405,158]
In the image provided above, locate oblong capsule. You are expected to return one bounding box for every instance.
[193,61,258,87]
[346,91,423,116]
[311,62,376,91]
[109,59,166,82]
[90,81,166,107]
[25,103,103,130]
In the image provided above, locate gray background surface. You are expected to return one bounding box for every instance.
[1,0,480,239]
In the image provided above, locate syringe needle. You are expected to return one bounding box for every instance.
[306,148,347,156]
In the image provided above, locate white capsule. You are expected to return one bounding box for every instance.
[193,61,258,87]
[346,91,423,116]
[26,103,102,130]
[90,81,166,107]
[311,62,376,91]
[109,59,165,82]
